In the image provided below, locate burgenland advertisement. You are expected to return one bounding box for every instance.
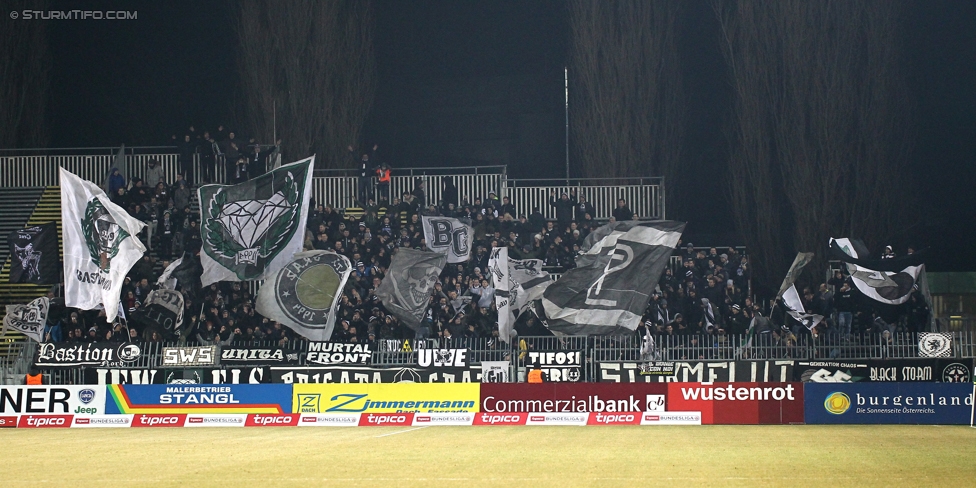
[804,382,975,425]
[666,382,805,425]
[292,383,480,414]
[104,384,292,414]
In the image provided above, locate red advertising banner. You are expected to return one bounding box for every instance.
[131,414,187,427]
[480,383,668,413]
[358,413,415,426]
[17,414,72,428]
[473,412,528,425]
[245,414,299,427]
[666,382,804,425]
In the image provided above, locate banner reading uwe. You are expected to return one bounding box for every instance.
[804,382,974,425]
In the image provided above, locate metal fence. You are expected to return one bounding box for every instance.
[506,177,665,221]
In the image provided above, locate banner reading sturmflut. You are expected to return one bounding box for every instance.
[542,221,684,335]
[256,250,352,341]
[198,156,314,286]
[374,248,447,330]
[61,168,146,323]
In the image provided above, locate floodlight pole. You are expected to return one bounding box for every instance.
[564,66,570,185]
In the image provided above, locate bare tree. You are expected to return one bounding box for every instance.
[568,0,683,200]
[237,0,375,168]
[0,0,51,147]
[717,0,914,289]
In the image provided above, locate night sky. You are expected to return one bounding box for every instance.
[20,0,976,271]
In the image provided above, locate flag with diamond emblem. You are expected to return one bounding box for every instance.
[198,156,314,286]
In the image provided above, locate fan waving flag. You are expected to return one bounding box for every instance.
[542,220,685,335]
[829,237,924,305]
[61,168,146,323]
[422,216,474,263]
[374,248,447,330]
[8,222,60,284]
[3,297,50,342]
[255,250,352,341]
[198,156,314,286]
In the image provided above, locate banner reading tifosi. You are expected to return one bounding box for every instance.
[292,383,479,413]
[479,383,668,413]
[666,382,804,425]
[598,360,795,383]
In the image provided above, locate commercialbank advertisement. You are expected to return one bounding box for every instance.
[292,383,480,413]
[479,383,668,413]
[105,384,292,414]
[666,382,804,425]
[804,383,975,425]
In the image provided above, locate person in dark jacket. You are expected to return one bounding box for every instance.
[249,139,279,178]
[349,144,378,207]
[107,168,126,196]
[441,176,459,211]
[549,189,576,230]
[575,194,595,223]
[612,198,634,222]
[179,134,196,184]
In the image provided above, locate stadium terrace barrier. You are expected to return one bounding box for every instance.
[505,177,665,221]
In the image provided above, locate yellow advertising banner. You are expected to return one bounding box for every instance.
[292,383,480,413]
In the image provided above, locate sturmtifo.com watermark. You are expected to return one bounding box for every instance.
[10,10,138,20]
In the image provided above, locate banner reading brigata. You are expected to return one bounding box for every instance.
[666,382,804,425]
[105,384,291,414]
[804,382,974,425]
[480,383,668,413]
[292,383,479,413]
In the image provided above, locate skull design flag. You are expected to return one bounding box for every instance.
[374,248,447,330]
[60,168,146,323]
[255,250,352,341]
[198,156,314,286]
[8,221,59,284]
[542,220,685,335]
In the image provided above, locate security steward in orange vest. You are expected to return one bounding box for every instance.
[25,368,43,385]
[527,360,544,384]
[375,162,391,205]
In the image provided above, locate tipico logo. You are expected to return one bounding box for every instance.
[824,392,851,415]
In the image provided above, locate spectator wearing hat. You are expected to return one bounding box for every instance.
[575,194,595,223]
[726,303,750,336]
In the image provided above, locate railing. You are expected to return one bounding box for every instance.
[30,331,976,385]
[505,177,665,221]
[311,165,505,210]
[936,317,976,332]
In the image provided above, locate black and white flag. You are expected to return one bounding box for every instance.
[777,252,824,331]
[422,216,474,263]
[830,237,923,305]
[61,168,146,323]
[2,297,49,342]
[138,288,185,331]
[489,247,550,342]
[542,221,684,335]
[255,250,351,341]
[8,222,59,284]
[198,156,314,286]
[374,248,447,330]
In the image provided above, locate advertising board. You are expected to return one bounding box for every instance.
[599,360,795,383]
[0,386,106,415]
[479,383,668,413]
[105,384,292,414]
[804,382,975,424]
[666,382,804,425]
[292,383,479,413]
[793,359,973,383]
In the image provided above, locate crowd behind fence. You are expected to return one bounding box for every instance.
[0,150,665,220]
[24,331,976,385]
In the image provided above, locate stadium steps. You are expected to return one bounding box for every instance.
[0,186,58,356]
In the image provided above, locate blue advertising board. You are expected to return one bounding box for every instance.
[105,384,292,414]
[805,382,974,425]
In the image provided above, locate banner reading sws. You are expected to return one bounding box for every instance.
[292,383,479,413]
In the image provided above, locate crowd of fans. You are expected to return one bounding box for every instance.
[38,131,929,355]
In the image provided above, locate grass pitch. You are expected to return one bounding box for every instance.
[1,425,973,487]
